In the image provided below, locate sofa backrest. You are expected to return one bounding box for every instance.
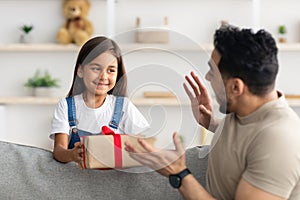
[0,141,208,200]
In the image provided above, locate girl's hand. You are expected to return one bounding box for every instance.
[71,142,83,169]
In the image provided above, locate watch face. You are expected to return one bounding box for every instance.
[169,175,181,188]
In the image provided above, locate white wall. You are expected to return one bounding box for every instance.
[0,0,300,150]
[260,0,300,43]
[1,0,299,43]
[0,0,106,43]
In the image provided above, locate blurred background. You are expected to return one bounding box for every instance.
[0,0,299,150]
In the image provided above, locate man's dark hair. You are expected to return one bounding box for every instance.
[214,25,278,96]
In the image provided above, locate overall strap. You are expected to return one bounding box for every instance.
[66,97,77,128]
[109,96,124,129]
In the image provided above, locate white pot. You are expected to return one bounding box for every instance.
[19,34,32,43]
[33,87,53,97]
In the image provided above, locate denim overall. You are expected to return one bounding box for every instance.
[66,96,124,149]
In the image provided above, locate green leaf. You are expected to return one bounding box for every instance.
[20,24,33,34]
[278,25,287,34]
[24,69,60,88]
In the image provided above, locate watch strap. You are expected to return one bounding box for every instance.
[177,168,191,179]
[169,168,191,188]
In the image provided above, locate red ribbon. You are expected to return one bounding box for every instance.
[81,138,87,169]
[102,126,122,168]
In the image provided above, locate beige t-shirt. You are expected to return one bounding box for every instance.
[206,95,300,199]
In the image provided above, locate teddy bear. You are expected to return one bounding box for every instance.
[56,0,93,46]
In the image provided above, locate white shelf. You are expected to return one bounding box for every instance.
[1,43,300,52]
[0,43,79,52]
[0,96,190,106]
[0,96,299,107]
[0,43,213,52]
[287,99,300,107]
[0,96,61,105]
[277,43,300,52]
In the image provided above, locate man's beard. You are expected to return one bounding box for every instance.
[219,99,230,114]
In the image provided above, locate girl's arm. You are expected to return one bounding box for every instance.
[53,133,82,165]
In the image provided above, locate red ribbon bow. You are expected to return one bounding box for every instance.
[101,126,122,168]
[101,125,116,135]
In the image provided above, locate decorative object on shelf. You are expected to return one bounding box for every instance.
[19,24,34,43]
[179,135,184,145]
[24,69,60,97]
[278,25,287,43]
[143,91,176,98]
[135,17,169,43]
[285,94,300,99]
[220,20,229,28]
[56,0,93,46]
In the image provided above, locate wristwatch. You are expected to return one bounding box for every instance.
[169,168,191,189]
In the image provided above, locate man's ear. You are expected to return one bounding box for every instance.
[77,65,83,78]
[229,78,245,96]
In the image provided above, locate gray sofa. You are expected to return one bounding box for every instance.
[0,141,208,200]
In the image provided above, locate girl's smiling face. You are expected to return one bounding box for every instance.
[77,51,118,97]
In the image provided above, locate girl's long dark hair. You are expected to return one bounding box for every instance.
[67,36,127,97]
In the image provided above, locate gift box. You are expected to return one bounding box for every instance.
[80,126,155,169]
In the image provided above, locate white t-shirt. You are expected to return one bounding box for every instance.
[50,94,149,139]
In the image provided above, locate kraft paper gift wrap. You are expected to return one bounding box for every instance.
[80,127,155,169]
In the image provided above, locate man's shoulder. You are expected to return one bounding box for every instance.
[255,107,300,146]
[258,96,299,123]
[265,101,299,124]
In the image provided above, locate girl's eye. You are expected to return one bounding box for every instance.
[108,68,116,73]
[91,67,101,72]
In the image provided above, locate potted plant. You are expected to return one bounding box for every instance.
[278,25,287,43]
[24,69,60,97]
[19,24,34,43]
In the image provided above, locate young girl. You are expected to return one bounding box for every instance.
[50,36,149,166]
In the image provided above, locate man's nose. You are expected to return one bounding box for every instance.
[205,71,211,81]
